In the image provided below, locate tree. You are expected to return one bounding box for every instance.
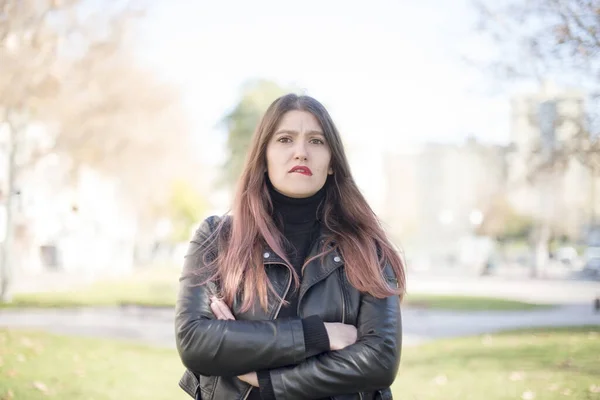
[0,0,192,301]
[53,49,192,213]
[473,0,599,168]
[221,79,290,187]
[167,179,208,243]
[478,195,535,242]
[472,0,600,275]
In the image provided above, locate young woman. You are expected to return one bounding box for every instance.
[175,93,406,399]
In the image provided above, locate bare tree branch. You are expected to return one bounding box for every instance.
[472,0,599,172]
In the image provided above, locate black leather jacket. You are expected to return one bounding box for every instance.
[175,216,402,400]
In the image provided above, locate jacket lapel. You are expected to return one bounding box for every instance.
[297,233,344,304]
[261,226,344,311]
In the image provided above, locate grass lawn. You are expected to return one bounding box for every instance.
[2,267,550,311]
[403,293,552,311]
[395,325,600,399]
[1,326,598,400]
[2,268,179,309]
[0,329,187,400]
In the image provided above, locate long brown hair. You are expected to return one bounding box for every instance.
[200,93,406,312]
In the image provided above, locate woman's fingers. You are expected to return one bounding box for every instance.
[210,301,225,319]
[217,300,236,320]
[210,297,236,320]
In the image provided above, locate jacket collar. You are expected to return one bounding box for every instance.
[260,226,344,267]
[261,227,344,297]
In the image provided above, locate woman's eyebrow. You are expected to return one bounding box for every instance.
[274,129,324,136]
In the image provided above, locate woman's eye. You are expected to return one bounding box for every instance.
[310,138,325,145]
[277,137,292,143]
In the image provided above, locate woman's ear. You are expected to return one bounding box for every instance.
[328,167,334,175]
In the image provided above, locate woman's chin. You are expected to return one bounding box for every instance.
[281,188,317,199]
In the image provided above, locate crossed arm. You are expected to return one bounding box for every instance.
[175,221,402,399]
[207,294,402,399]
[175,271,401,399]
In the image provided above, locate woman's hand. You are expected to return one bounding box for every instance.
[210,297,357,384]
[210,297,259,387]
[210,296,236,320]
[237,371,259,387]
[212,297,357,351]
[324,322,358,350]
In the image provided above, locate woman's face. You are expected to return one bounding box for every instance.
[266,110,333,198]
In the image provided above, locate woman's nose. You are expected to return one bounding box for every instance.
[293,142,308,160]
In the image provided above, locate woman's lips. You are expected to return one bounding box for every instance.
[289,166,313,176]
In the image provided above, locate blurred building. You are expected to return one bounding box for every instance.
[382,137,508,271]
[507,82,599,240]
[0,121,137,279]
[381,83,599,274]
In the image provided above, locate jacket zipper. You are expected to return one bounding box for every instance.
[241,387,252,400]
[341,292,346,324]
[241,262,293,400]
[340,269,358,400]
[338,268,346,324]
[271,263,293,319]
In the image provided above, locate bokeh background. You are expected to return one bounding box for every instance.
[0,1,599,399]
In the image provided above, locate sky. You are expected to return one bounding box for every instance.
[132,0,515,169]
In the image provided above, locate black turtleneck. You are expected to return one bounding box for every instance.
[253,179,330,400]
[268,179,324,287]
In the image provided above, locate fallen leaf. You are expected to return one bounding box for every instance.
[509,371,525,381]
[558,358,573,368]
[20,337,34,348]
[590,385,600,394]
[32,381,49,393]
[6,370,17,378]
[549,383,560,391]
[562,388,571,396]
[0,389,15,399]
[522,391,535,400]
[433,374,448,385]
[481,334,493,346]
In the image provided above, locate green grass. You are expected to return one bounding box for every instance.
[394,326,600,400]
[1,268,179,309]
[403,293,552,311]
[1,326,598,400]
[2,267,550,311]
[0,329,188,400]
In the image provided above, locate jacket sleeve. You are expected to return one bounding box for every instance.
[266,267,402,399]
[175,216,315,377]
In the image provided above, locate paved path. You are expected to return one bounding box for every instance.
[1,304,598,348]
[406,272,600,305]
[13,268,600,303]
[3,270,599,347]
[401,304,599,345]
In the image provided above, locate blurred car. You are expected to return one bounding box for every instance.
[582,246,600,276]
[555,246,578,267]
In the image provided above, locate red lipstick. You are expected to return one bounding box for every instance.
[289,165,313,176]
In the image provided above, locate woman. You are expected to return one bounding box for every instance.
[175,94,406,400]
